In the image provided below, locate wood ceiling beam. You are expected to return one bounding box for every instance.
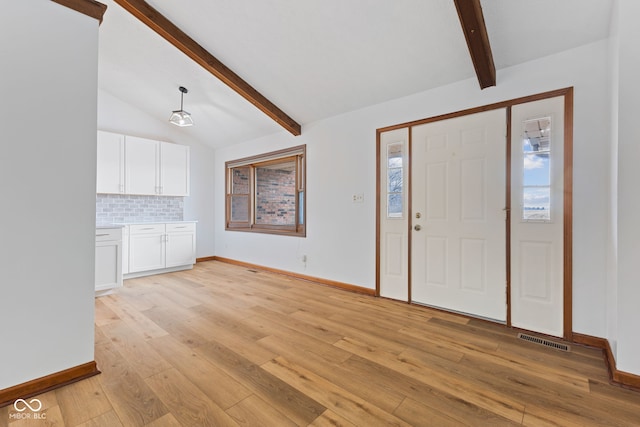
[51,0,107,24]
[113,0,302,136]
[453,0,496,89]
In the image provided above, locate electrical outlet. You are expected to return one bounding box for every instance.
[353,193,364,203]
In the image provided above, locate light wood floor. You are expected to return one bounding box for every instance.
[2,261,640,426]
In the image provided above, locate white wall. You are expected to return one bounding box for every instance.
[613,0,640,375]
[215,40,612,339]
[97,90,215,258]
[0,1,99,389]
[606,0,620,362]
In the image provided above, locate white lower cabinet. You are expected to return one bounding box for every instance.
[129,224,166,273]
[166,223,197,267]
[126,222,196,278]
[95,228,123,295]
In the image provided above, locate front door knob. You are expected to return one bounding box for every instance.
[414,225,422,231]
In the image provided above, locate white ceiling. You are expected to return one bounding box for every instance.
[97,0,613,149]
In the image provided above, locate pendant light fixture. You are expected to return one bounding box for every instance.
[169,86,194,127]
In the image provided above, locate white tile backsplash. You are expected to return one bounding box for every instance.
[96,194,183,225]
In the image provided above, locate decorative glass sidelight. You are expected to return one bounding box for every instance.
[522,116,551,221]
[387,142,404,218]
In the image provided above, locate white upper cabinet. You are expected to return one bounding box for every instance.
[125,135,159,195]
[96,131,190,196]
[96,131,125,194]
[160,142,190,196]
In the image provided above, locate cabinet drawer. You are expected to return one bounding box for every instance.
[130,224,165,234]
[96,228,122,242]
[166,223,196,233]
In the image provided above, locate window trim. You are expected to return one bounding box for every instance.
[225,145,306,237]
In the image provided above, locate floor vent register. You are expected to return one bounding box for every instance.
[517,333,570,352]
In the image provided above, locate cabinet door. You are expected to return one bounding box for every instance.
[97,131,125,194]
[125,136,159,195]
[160,142,190,196]
[95,240,122,291]
[129,230,166,272]
[166,231,196,267]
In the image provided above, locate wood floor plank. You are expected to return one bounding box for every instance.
[143,413,183,427]
[114,282,158,310]
[95,324,110,346]
[340,355,520,426]
[188,305,268,342]
[95,341,169,426]
[307,410,357,427]
[329,292,471,325]
[100,320,172,379]
[76,410,124,427]
[242,314,351,364]
[460,351,590,395]
[94,297,121,326]
[334,336,526,423]
[154,282,203,309]
[248,305,343,344]
[588,378,640,412]
[291,309,408,356]
[496,340,611,383]
[147,335,253,410]
[145,368,239,427]
[216,283,306,316]
[226,395,297,427]
[405,321,504,353]
[263,357,411,427]
[368,324,467,364]
[9,404,65,427]
[143,306,210,348]
[56,376,112,426]
[100,295,168,340]
[182,311,278,365]
[139,292,200,321]
[521,403,605,427]
[195,341,326,425]
[393,397,466,427]
[4,390,60,426]
[257,334,405,413]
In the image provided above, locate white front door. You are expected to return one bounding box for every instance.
[411,109,507,321]
[510,96,565,337]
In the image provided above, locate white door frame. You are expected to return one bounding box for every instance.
[376,87,574,339]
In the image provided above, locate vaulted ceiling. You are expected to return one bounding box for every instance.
[97,0,613,149]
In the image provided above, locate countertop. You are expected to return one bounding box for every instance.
[97,220,197,228]
[112,220,197,225]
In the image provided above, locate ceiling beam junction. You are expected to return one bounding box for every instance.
[113,0,302,136]
[453,0,496,89]
[51,0,107,24]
